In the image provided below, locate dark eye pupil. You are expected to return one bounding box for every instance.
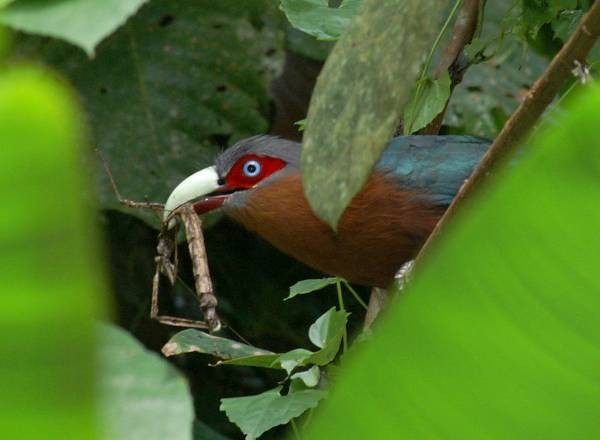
[247,164,256,173]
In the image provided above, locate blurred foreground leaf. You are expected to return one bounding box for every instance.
[0,0,149,56]
[306,87,600,438]
[301,0,446,228]
[0,67,103,437]
[98,323,194,440]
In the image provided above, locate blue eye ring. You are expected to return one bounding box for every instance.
[242,159,261,177]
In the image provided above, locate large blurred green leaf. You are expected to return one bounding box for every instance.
[306,87,600,438]
[301,0,445,229]
[98,323,194,440]
[0,0,149,56]
[0,67,103,437]
[12,0,284,225]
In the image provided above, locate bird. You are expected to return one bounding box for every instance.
[164,135,490,288]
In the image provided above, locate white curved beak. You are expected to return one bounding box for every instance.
[163,166,221,221]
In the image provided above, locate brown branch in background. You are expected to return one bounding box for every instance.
[420,0,482,135]
[415,0,600,265]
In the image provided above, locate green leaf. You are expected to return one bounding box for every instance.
[301,0,445,229]
[0,0,149,56]
[285,277,340,300]
[403,71,451,134]
[291,366,321,387]
[308,307,345,348]
[162,328,275,361]
[221,387,326,439]
[11,0,283,226]
[98,323,194,440]
[0,66,102,438]
[552,9,583,42]
[278,348,314,374]
[305,87,600,438]
[306,307,348,365]
[280,0,363,41]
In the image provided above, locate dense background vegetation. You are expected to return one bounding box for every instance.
[1,1,599,439]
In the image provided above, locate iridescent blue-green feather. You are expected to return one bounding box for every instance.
[377,135,490,206]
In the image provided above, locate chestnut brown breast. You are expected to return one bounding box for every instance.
[226,172,443,287]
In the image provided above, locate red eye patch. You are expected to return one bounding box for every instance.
[225,154,286,190]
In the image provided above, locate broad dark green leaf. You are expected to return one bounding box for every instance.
[280,0,363,41]
[285,277,340,300]
[12,0,283,226]
[98,323,194,440]
[301,0,445,228]
[221,386,326,439]
[0,0,149,56]
[0,66,101,438]
[403,71,451,134]
[162,328,275,360]
[306,87,600,439]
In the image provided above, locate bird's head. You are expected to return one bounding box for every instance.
[163,135,300,222]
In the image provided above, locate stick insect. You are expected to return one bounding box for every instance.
[100,153,221,333]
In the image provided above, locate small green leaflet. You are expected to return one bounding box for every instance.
[280,0,363,41]
[220,386,326,440]
[403,71,451,134]
[285,277,340,300]
[306,307,349,365]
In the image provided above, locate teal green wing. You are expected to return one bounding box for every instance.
[377,135,490,206]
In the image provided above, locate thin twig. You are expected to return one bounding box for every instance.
[96,149,164,212]
[341,280,369,310]
[335,280,348,353]
[415,1,600,265]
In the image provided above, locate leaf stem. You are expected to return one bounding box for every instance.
[336,280,348,353]
[342,280,368,311]
[291,418,302,440]
[302,408,314,431]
